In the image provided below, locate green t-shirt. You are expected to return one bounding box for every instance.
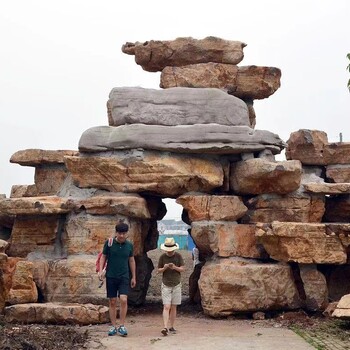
[103,239,134,279]
[158,252,184,287]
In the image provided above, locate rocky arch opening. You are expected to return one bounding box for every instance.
[146,198,194,304]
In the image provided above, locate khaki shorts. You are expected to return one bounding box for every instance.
[161,283,182,305]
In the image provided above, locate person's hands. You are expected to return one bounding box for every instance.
[168,263,174,269]
[131,277,136,288]
[163,263,169,269]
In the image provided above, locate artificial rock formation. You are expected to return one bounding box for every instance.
[1,36,350,322]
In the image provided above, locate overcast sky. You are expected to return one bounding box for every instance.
[1,0,349,219]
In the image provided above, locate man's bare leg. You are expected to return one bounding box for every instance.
[169,304,177,329]
[109,298,117,327]
[119,294,128,326]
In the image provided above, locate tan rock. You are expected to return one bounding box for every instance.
[0,196,70,215]
[10,185,38,198]
[65,153,223,197]
[10,149,78,166]
[8,215,60,258]
[304,182,350,194]
[332,295,350,319]
[176,194,247,222]
[286,130,350,165]
[326,165,350,183]
[34,166,69,195]
[7,261,38,305]
[230,159,302,194]
[323,143,350,164]
[4,302,109,325]
[191,222,268,259]
[161,64,281,100]
[286,130,328,165]
[242,194,325,223]
[66,194,151,218]
[256,222,350,264]
[199,259,301,317]
[122,36,246,72]
[299,265,328,311]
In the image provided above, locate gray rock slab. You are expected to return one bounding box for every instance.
[107,87,249,127]
[79,124,286,155]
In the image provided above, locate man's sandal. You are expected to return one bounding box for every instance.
[161,328,168,336]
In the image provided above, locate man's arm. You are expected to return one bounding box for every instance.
[98,254,107,280]
[129,256,136,288]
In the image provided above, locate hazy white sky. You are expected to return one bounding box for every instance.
[1,0,349,219]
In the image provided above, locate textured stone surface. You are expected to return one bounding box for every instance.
[191,222,268,259]
[199,258,301,317]
[304,182,350,194]
[65,152,223,197]
[6,261,38,305]
[286,130,350,165]
[242,194,325,223]
[230,159,302,194]
[286,130,328,165]
[107,87,249,127]
[10,149,78,166]
[299,264,328,311]
[78,124,286,155]
[160,64,281,100]
[8,215,60,258]
[0,196,70,215]
[4,302,109,325]
[122,36,246,72]
[176,194,247,222]
[66,193,152,218]
[256,222,350,264]
[326,164,350,183]
[332,295,350,319]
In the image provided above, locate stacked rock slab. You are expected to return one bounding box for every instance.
[1,36,347,322]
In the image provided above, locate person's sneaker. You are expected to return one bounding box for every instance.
[108,326,117,336]
[117,325,128,337]
[169,327,177,334]
[161,328,168,336]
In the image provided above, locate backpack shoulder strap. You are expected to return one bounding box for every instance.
[107,237,114,247]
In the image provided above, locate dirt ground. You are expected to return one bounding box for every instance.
[1,250,350,349]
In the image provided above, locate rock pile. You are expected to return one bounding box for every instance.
[0,36,349,323]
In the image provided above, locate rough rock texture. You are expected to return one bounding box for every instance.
[10,149,78,166]
[6,260,38,305]
[65,152,224,197]
[78,125,286,155]
[160,64,281,100]
[4,302,109,325]
[191,222,268,259]
[332,295,350,319]
[122,36,246,72]
[304,182,350,194]
[199,258,301,317]
[230,159,302,194]
[256,222,350,264]
[241,194,325,223]
[326,164,350,183]
[176,194,247,222]
[299,264,328,311]
[107,87,249,127]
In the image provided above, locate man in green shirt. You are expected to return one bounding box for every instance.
[157,237,185,336]
[98,222,136,337]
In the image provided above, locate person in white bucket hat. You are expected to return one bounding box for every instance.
[158,237,185,336]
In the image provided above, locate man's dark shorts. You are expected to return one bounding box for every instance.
[106,276,130,298]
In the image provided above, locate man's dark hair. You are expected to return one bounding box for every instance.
[115,222,129,233]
